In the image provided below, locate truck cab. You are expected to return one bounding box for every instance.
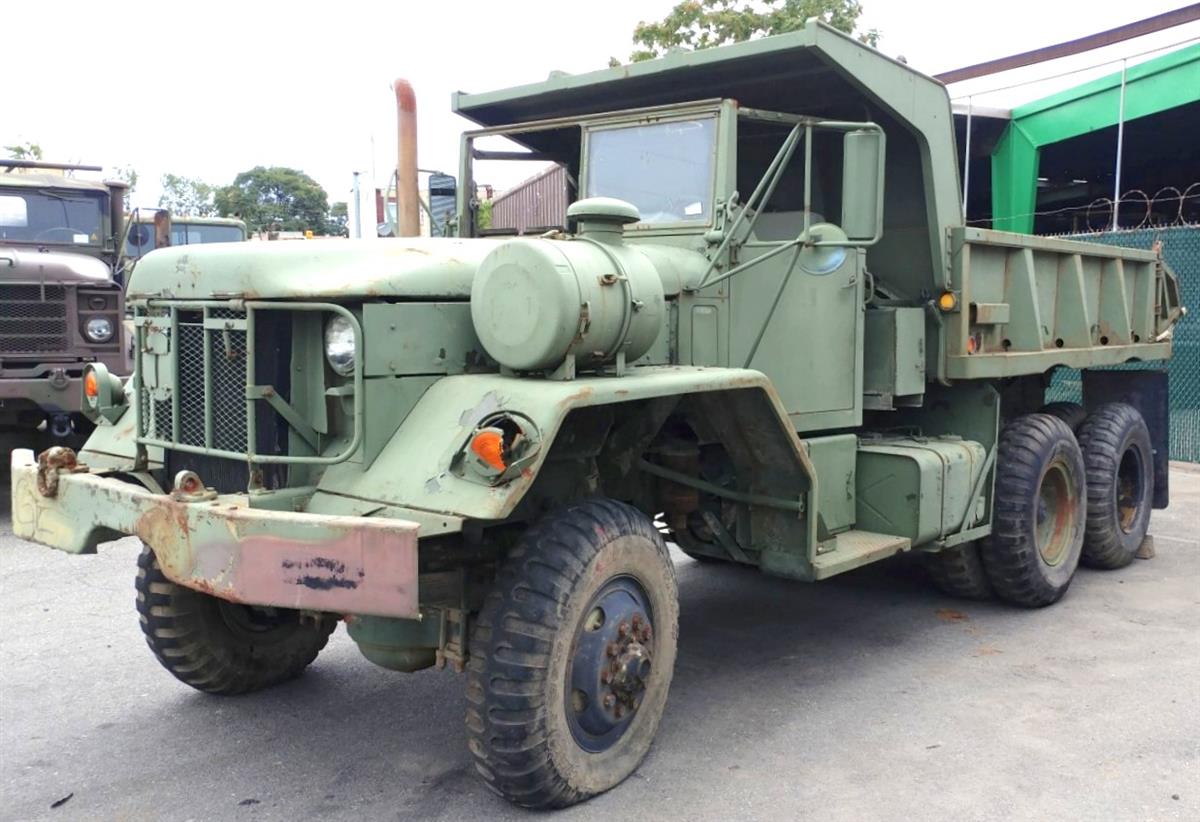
[0,161,128,442]
[125,211,247,262]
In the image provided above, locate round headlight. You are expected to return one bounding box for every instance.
[85,317,114,343]
[324,315,356,376]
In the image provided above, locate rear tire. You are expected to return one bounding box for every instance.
[923,542,993,600]
[1040,401,1086,432]
[1076,403,1154,569]
[980,414,1085,608]
[135,546,337,695]
[465,498,678,809]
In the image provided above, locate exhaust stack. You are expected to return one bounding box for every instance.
[393,78,420,237]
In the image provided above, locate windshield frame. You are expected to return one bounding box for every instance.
[581,110,723,232]
[0,186,108,249]
[456,99,733,238]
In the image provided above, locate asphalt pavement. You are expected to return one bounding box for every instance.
[1,467,1197,822]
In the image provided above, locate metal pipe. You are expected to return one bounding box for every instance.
[962,97,973,222]
[1112,59,1127,231]
[393,78,420,237]
[351,171,362,239]
[637,458,804,514]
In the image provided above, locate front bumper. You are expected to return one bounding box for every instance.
[0,374,85,415]
[10,449,420,619]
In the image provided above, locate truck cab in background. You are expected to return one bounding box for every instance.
[0,160,128,445]
[124,210,247,264]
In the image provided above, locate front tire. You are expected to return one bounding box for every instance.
[981,414,1086,607]
[135,547,337,695]
[465,498,679,809]
[1076,403,1154,569]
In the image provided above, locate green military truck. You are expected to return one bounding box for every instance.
[124,210,247,262]
[1,160,128,445]
[11,21,1184,808]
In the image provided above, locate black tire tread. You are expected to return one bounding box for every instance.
[135,547,336,695]
[1040,401,1087,432]
[465,498,673,809]
[1076,402,1153,570]
[923,542,993,600]
[980,413,1084,608]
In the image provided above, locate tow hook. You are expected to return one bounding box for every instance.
[36,447,88,498]
[171,470,218,502]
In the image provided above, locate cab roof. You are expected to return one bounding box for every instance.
[0,172,111,195]
[453,19,963,304]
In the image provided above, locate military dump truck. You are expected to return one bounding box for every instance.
[11,21,1185,809]
[1,160,128,445]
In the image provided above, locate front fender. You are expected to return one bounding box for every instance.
[310,366,811,528]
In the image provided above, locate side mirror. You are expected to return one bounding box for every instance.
[841,128,885,243]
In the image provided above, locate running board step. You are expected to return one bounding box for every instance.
[811,530,912,580]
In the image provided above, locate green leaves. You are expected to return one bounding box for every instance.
[625,0,878,64]
[214,166,330,234]
[159,174,218,218]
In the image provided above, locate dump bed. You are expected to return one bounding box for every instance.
[942,227,1184,381]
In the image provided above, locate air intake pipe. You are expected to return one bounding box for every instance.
[393,78,420,238]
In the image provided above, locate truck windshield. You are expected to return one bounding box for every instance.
[127,221,245,257]
[585,117,716,225]
[0,188,106,246]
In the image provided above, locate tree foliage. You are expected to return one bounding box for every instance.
[111,164,138,194]
[327,201,349,236]
[215,166,330,233]
[4,141,43,160]
[159,174,218,217]
[617,0,878,64]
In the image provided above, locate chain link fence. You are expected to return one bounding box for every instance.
[1046,225,1198,462]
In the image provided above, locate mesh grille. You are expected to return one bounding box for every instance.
[1047,225,1199,462]
[0,284,69,353]
[210,323,248,452]
[177,324,207,445]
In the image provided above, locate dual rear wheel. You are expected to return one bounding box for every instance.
[925,402,1155,606]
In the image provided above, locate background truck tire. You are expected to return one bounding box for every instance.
[1076,403,1155,570]
[981,414,1086,608]
[135,547,337,695]
[922,542,993,600]
[465,498,678,809]
[1040,401,1086,432]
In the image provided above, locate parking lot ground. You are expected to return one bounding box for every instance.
[1,465,1197,821]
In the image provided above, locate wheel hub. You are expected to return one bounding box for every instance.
[566,576,654,752]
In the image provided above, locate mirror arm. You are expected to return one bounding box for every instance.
[692,123,804,291]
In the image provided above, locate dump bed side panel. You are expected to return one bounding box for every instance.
[943,227,1183,380]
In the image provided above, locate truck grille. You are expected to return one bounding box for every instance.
[133,300,359,491]
[0,284,69,354]
[138,305,291,475]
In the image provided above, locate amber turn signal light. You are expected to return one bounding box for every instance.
[470,430,507,471]
[84,371,99,398]
[937,291,958,312]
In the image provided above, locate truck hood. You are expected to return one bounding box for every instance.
[0,245,112,283]
[126,237,500,301]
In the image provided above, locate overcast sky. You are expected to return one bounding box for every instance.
[3,0,1196,208]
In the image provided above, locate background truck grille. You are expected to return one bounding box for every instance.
[0,284,68,354]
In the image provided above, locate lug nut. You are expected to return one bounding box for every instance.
[606,642,617,658]
[603,694,615,709]
[618,622,629,638]
[641,625,652,641]
[600,670,611,684]
[632,614,642,628]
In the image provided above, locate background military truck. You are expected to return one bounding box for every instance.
[11,20,1184,809]
[1,160,128,447]
[124,210,247,266]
